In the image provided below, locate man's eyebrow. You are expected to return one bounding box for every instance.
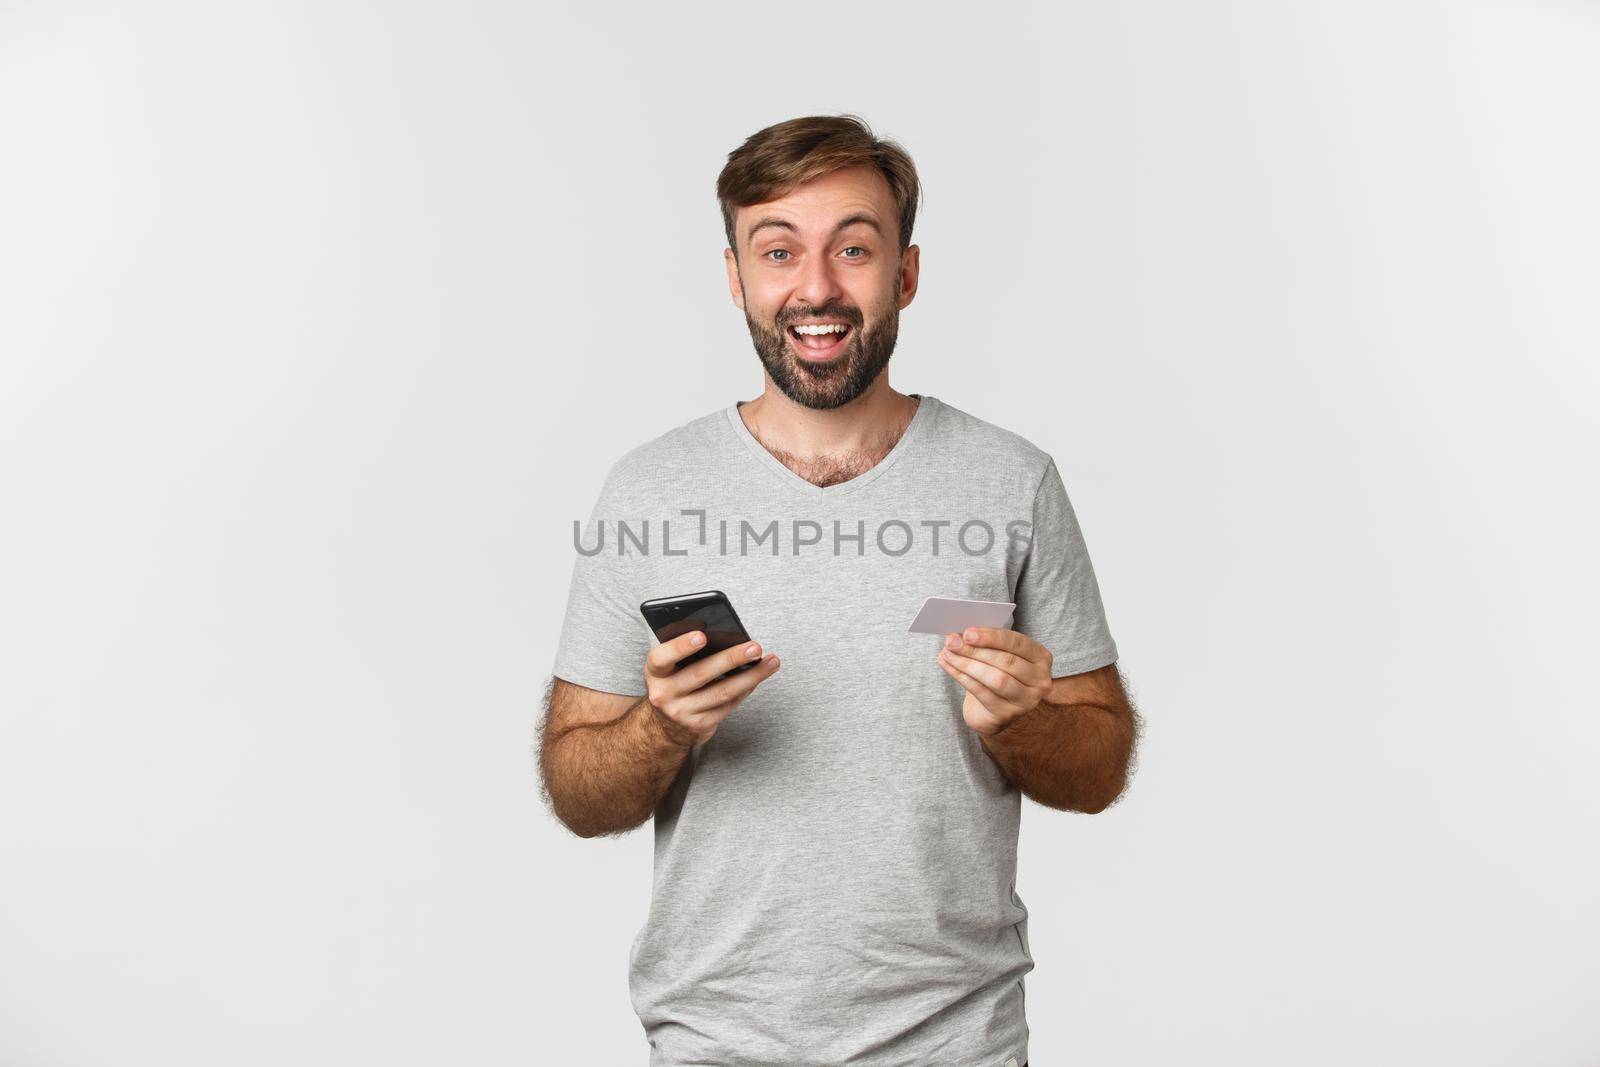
[831,214,884,237]
[745,217,795,244]
[746,213,884,245]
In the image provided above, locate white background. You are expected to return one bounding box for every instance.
[2,2,1597,1064]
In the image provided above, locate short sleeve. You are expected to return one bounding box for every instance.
[1011,456,1120,677]
[550,463,655,695]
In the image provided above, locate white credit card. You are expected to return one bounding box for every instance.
[907,596,1016,636]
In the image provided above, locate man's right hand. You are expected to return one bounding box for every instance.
[644,632,780,746]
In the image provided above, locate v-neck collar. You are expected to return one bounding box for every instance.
[724,393,937,500]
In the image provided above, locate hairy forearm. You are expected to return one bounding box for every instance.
[979,699,1134,813]
[541,698,698,838]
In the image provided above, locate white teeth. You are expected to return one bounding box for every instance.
[793,323,848,335]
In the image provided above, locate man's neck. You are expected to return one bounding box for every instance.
[736,380,920,489]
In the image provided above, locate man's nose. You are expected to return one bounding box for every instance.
[791,251,846,307]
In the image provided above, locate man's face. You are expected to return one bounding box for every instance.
[725,165,920,410]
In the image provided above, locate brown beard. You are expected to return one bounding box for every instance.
[739,278,901,411]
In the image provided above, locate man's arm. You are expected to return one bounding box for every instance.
[937,627,1139,814]
[537,633,780,838]
[537,680,696,839]
[977,662,1140,814]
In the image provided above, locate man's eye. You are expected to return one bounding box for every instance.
[766,250,790,262]
[842,247,866,258]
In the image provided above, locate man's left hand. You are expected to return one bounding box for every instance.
[937,627,1055,737]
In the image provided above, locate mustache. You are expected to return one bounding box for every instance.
[776,307,862,329]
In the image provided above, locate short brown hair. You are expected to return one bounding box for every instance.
[717,114,924,261]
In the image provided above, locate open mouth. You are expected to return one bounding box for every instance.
[786,322,853,362]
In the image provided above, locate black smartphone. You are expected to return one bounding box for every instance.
[639,590,757,683]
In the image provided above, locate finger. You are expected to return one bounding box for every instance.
[939,651,1025,717]
[957,626,1033,658]
[678,639,766,693]
[677,653,780,716]
[940,646,1031,703]
[943,637,1047,689]
[645,630,711,677]
[955,627,1054,678]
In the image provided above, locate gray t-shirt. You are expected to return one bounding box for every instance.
[551,393,1118,1067]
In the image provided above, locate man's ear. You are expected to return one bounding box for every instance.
[897,243,921,309]
[724,247,745,311]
